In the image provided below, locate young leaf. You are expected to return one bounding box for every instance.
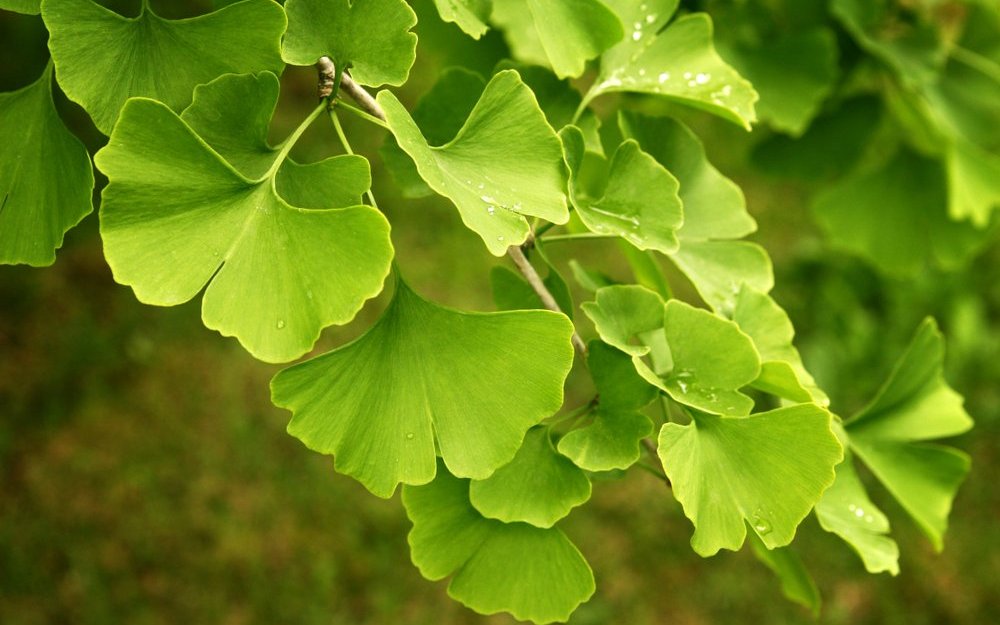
[561,126,683,254]
[748,534,821,615]
[658,404,843,556]
[815,432,900,575]
[844,318,974,550]
[812,148,992,275]
[732,286,829,406]
[282,0,417,86]
[0,64,94,267]
[634,300,761,416]
[42,0,286,135]
[403,464,595,623]
[580,285,665,357]
[271,278,575,498]
[380,67,487,198]
[95,88,391,363]
[469,427,591,528]
[491,0,624,79]
[379,70,570,255]
[558,342,656,472]
[432,0,492,39]
[592,0,758,129]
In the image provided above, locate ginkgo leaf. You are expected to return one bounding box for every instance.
[380,67,486,199]
[0,63,93,267]
[271,277,575,498]
[469,427,591,528]
[732,286,828,405]
[580,285,665,357]
[592,0,758,129]
[813,148,992,275]
[433,0,491,39]
[558,342,656,472]
[946,138,1000,227]
[490,0,623,79]
[561,126,683,254]
[379,70,570,256]
[42,0,286,135]
[282,0,417,87]
[844,318,974,551]
[618,112,772,313]
[658,404,843,556]
[715,28,838,135]
[490,265,573,319]
[403,463,595,623]
[815,428,900,575]
[181,72,372,208]
[0,0,38,14]
[634,299,761,416]
[748,534,821,615]
[95,91,392,363]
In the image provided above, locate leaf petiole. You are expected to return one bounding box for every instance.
[263,100,327,180]
[336,99,391,130]
[329,109,380,208]
[539,232,620,244]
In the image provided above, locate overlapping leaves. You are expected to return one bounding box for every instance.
[95,72,392,363]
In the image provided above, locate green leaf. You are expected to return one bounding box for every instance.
[634,300,760,416]
[844,318,973,550]
[831,0,946,86]
[0,64,94,267]
[490,264,573,319]
[95,87,391,363]
[42,0,286,135]
[271,278,575,497]
[670,240,773,314]
[379,67,487,199]
[557,342,655,472]
[732,286,828,406]
[716,28,838,135]
[815,431,900,575]
[403,463,595,623]
[379,70,570,255]
[491,0,623,79]
[281,0,417,86]
[432,0,492,39]
[569,260,616,293]
[658,404,843,556]
[581,285,664,357]
[812,148,993,275]
[748,534,821,615]
[469,427,591,527]
[946,138,1000,228]
[562,126,683,254]
[593,1,758,129]
[0,0,38,14]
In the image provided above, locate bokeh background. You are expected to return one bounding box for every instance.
[2,1,999,623]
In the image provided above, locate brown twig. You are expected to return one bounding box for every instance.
[508,245,587,357]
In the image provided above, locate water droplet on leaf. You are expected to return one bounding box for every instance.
[276,319,286,329]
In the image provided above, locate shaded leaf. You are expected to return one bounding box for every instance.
[282,0,417,86]
[433,0,492,39]
[42,0,285,134]
[0,64,93,266]
[271,278,575,497]
[0,0,38,14]
[403,464,595,623]
[658,404,843,556]
[379,70,569,256]
[749,534,821,615]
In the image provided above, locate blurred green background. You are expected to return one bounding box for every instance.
[2,1,999,623]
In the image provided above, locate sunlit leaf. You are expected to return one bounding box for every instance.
[271,277,575,497]
[379,70,569,255]
[282,0,417,86]
[0,64,93,266]
[433,0,491,39]
[42,0,286,134]
[403,463,595,623]
[580,285,664,357]
[593,0,758,129]
[658,404,842,556]
[95,74,391,363]
[470,427,591,527]
[844,318,973,550]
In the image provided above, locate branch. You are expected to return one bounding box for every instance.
[640,438,671,487]
[508,245,587,357]
[317,56,385,121]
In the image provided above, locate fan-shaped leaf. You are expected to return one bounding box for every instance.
[0,0,38,14]
[42,0,286,134]
[433,0,491,39]
[0,64,94,266]
[580,285,664,357]
[271,278,575,497]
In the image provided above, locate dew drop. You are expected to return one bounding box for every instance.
[854,507,865,518]
[864,515,874,523]
[683,71,693,80]
[487,205,495,215]
[497,235,505,242]
[646,14,657,24]
[632,31,642,41]
[658,72,670,83]
[406,432,415,440]
[695,72,710,84]
[752,510,773,535]
[477,183,485,190]
[633,21,643,30]
[638,68,646,77]
[276,319,286,330]
[212,251,220,258]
